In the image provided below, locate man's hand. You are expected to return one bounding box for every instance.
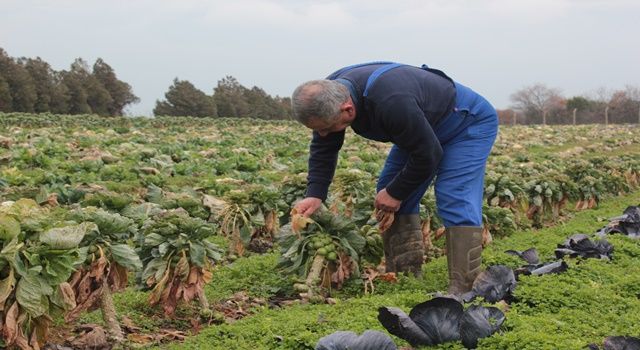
[375,189,401,212]
[293,197,322,217]
[375,208,395,233]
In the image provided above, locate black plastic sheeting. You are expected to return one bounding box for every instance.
[462,265,517,303]
[505,248,540,265]
[555,234,613,260]
[597,205,640,239]
[378,297,504,349]
[528,260,568,275]
[316,216,634,350]
[516,260,569,277]
[587,336,640,350]
[507,248,569,278]
[460,305,506,349]
[315,330,397,350]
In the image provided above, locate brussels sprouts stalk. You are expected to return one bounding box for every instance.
[197,287,210,310]
[100,280,124,342]
[305,254,326,299]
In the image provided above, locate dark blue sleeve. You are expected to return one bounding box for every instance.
[379,95,443,200]
[306,130,345,200]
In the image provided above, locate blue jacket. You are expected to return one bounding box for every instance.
[306,63,457,201]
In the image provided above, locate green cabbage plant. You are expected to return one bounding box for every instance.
[138,209,223,317]
[1,200,87,349]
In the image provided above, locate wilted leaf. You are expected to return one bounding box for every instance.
[109,262,129,291]
[40,222,96,249]
[175,254,190,281]
[142,257,167,285]
[149,266,171,305]
[90,254,109,282]
[128,333,154,344]
[70,325,109,350]
[331,254,355,289]
[50,282,76,311]
[291,209,314,234]
[160,277,180,316]
[375,209,394,233]
[202,268,213,284]
[65,286,103,323]
[0,268,16,307]
[3,301,19,344]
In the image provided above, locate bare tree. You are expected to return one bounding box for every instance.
[587,86,640,124]
[588,86,614,104]
[624,85,640,124]
[496,108,516,125]
[609,89,640,123]
[509,83,564,124]
[625,85,640,100]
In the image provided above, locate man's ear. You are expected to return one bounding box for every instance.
[341,101,355,115]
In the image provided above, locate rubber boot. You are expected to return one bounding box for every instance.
[382,214,425,277]
[446,226,483,295]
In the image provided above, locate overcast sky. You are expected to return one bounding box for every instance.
[2,0,639,116]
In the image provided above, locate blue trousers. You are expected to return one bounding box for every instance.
[377,82,498,227]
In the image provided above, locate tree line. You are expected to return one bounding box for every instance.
[499,83,640,125]
[0,48,139,116]
[3,47,638,123]
[0,48,292,119]
[154,76,292,120]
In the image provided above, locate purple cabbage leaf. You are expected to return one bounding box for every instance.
[315,330,397,350]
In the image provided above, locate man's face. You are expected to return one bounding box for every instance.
[305,102,355,137]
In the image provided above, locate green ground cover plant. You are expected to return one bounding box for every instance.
[0,113,639,349]
[164,190,640,350]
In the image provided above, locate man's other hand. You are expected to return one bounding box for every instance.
[375,189,401,212]
[293,197,322,217]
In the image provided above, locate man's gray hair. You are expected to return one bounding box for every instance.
[291,79,349,125]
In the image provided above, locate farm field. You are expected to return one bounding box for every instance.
[1,112,640,349]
